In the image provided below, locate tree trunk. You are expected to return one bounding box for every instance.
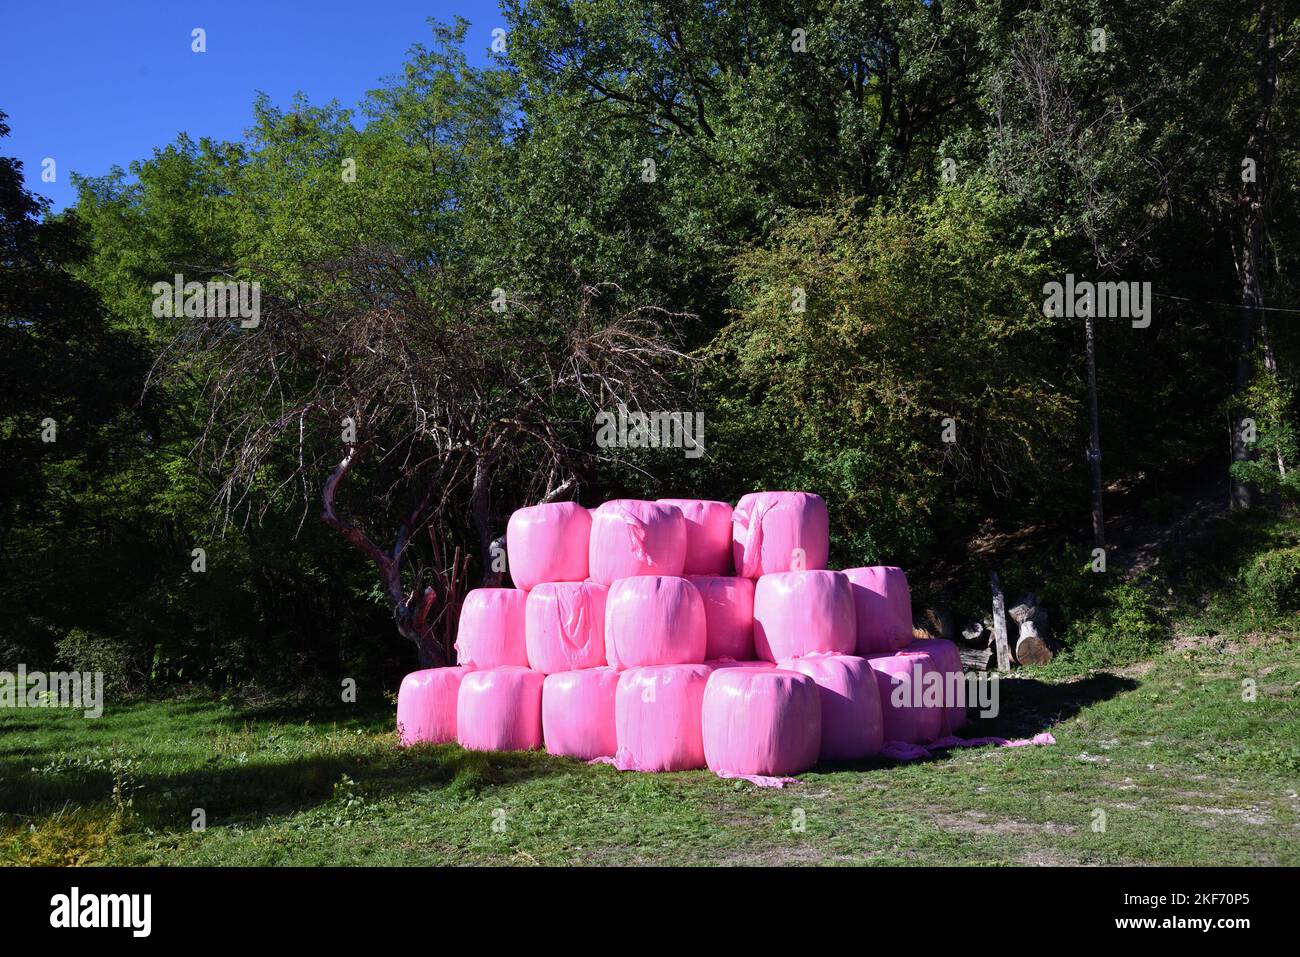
[471,455,498,587]
[1084,312,1105,547]
[321,442,446,668]
[1232,0,1282,509]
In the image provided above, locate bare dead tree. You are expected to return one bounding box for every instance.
[152,246,693,666]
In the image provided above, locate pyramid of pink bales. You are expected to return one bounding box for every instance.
[396,493,967,779]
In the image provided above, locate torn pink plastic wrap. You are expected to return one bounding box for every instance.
[604,575,706,670]
[782,654,884,761]
[900,638,967,733]
[688,574,756,660]
[731,491,829,579]
[525,580,609,674]
[542,667,619,760]
[455,587,528,670]
[842,566,914,653]
[657,498,734,574]
[396,667,467,746]
[752,570,857,662]
[705,658,776,670]
[506,501,592,591]
[588,499,687,584]
[614,663,712,771]
[865,651,944,745]
[455,666,545,752]
[702,668,821,778]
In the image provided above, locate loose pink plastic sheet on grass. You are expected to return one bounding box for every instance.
[714,771,800,788]
[842,566,914,653]
[456,666,545,752]
[688,575,756,660]
[542,667,619,760]
[455,588,528,670]
[614,663,712,771]
[900,638,967,733]
[604,575,706,669]
[865,651,944,745]
[396,667,466,745]
[525,581,609,673]
[657,498,734,574]
[782,654,884,760]
[753,570,857,661]
[506,501,592,591]
[589,499,687,584]
[702,668,821,777]
[880,732,1056,761]
[731,492,829,579]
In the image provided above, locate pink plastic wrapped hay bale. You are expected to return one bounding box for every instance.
[589,499,687,584]
[604,575,706,669]
[456,666,545,751]
[902,638,967,733]
[842,566,914,653]
[455,587,528,669]
[702,668,822,777]
[542,667,619,760]
[506,501,592,591]
[782,654,883,760]
[752,570,856,662]
[657,499,734,574]
[396,667,467,746]
[731,491,829,579]
[525,581,608,674]
[866,652,943,745]
[688,575,756,660]
[614,664,713,771]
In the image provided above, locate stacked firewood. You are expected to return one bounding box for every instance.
[953,577,1054,672]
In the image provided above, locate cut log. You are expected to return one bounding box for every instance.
[990,572,1012,672]
[960,621,989,647]
[959,645,995,672]
[1007,593,1039,626]
[1015,633,1054,666]
[1033,606,1051,641]
[915,606,957,640]
[1008,590,1053,665]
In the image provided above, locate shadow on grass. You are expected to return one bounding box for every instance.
[814,671,1138,772]
[972,671,1139,738]
[0,691,570,829]
[1,743,572,828]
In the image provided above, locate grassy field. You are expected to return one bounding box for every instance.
[2,631,1297,866]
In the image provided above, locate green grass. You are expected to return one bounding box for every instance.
[3,635,1298,866]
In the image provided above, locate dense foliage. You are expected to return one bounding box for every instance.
[2,2,1297,695]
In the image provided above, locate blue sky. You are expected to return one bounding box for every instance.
[1,1,504,211]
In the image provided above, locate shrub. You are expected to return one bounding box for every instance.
[54,628,141,698]
[1239,544,1300,614]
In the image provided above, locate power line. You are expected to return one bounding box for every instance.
[1153,292,1300,315]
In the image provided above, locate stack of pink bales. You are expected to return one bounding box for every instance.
[396,492,967,779]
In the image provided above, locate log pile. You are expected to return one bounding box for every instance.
[954,581,1054,672]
